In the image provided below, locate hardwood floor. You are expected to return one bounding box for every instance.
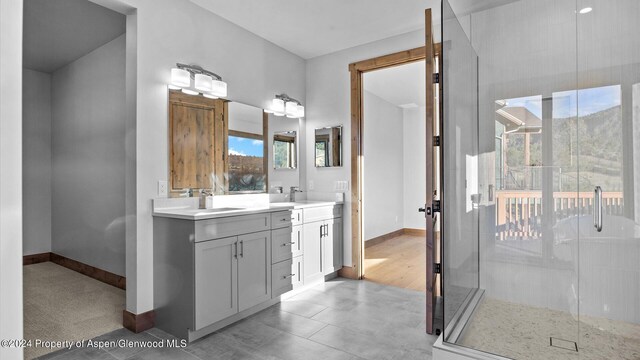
[364,234,426,292]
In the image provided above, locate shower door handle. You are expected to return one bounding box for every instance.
[594,186,603,232]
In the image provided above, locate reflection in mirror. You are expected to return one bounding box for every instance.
[169,90,224,195]
[168,90,268,196]
[273,131,297,169]
[315,126,342,167]
[228,102,268,193]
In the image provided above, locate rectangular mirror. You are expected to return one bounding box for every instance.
[315,125,342,167]
[273,131,297,169]
[228,102,268,193]
[168,90,268,195]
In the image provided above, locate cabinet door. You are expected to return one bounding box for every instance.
[292,255,304,289]
[291,225,303,258]
[237,231,272,311]
[194,236,238,330]
[271,226,293,264]
[303,221,324,284]
[324,218,343,274]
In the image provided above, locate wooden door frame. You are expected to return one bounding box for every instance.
[345,32,441,280]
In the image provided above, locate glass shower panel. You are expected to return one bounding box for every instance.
[441,0,480,337]
[576,0,640,357]
[444,0,583,358]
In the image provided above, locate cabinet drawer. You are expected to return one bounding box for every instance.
[271,226,293,264]
[271,211,292,229]
[272,259,293,297]
[291,209,303,226]
[272,256,303,297]
[195,213,270,242]
[303,205,342,223]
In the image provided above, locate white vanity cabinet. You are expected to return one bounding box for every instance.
[154,213,274,341]
[194,231,272,330]
[194,236,238,330]
[153,202,342,342]
[303,205,343,285]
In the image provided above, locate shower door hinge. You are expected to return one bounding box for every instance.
[433,73,440,84]
[432,200,441,213]
[434,263,442,274]
[433,136,441,147]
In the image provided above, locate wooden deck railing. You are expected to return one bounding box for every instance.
[495,190,624,240]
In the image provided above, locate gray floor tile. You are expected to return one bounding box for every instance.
[124,347,199,360]
[217,319,284,349]
[71,278,435,360]
[311,307,388,336]
[308,325,403,360]
[257,330,359,360]
[92,328,164,360]
[36,347,117,360]
[250,306,328,338]
[287,289,361,311]
[277,298,327,318]
[184,332,276,360]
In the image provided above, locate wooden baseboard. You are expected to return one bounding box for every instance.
[49,253,126,290]
[338,265,360,280]
[123,309,156,333]
[364,229,405,248]
[364,228,427,248]
[403,228,427,237]
[23,252,52,265]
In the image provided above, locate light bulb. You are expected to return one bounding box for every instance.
[285,101,298,117]
[171,68,190,88]
[181,88,198,95]
[211,80,227,98]
[272,98,285,116]
[194,74,213,92]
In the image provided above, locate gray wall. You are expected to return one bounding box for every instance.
[363,91,404,241]
[51,34,126,276]
[22,68,52,255]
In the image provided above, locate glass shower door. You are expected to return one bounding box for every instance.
[576,0,640,358]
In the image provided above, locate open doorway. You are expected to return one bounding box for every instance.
[348,9,442,335]
[362,60,428,292]
[22,0,127,358]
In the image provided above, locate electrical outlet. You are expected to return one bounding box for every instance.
[158,180,168,197]
[308,180,314,190]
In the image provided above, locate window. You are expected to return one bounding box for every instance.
[273,133,296,169]
[315,139,329,167]
[227,132,266,192]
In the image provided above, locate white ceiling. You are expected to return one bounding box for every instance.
[364,60,426,108]
[190,0,521,60]
[23,0,126,73]
[190,0,440,59]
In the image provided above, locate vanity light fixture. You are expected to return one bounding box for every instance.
[265,94,304,119]
[168,63,228,98]
[579,7,592,14]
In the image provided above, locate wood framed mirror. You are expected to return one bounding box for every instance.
[168,90,268,196]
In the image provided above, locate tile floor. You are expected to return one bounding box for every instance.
[38,278,437,360]
[458,297,640,360]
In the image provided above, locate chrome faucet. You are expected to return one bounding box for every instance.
[199,189,212,209]
[290,186,302,202]
[180,188,193,198]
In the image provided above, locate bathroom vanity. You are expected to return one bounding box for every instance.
[152,199,343,341]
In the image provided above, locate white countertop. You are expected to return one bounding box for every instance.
[152,200,343,221]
